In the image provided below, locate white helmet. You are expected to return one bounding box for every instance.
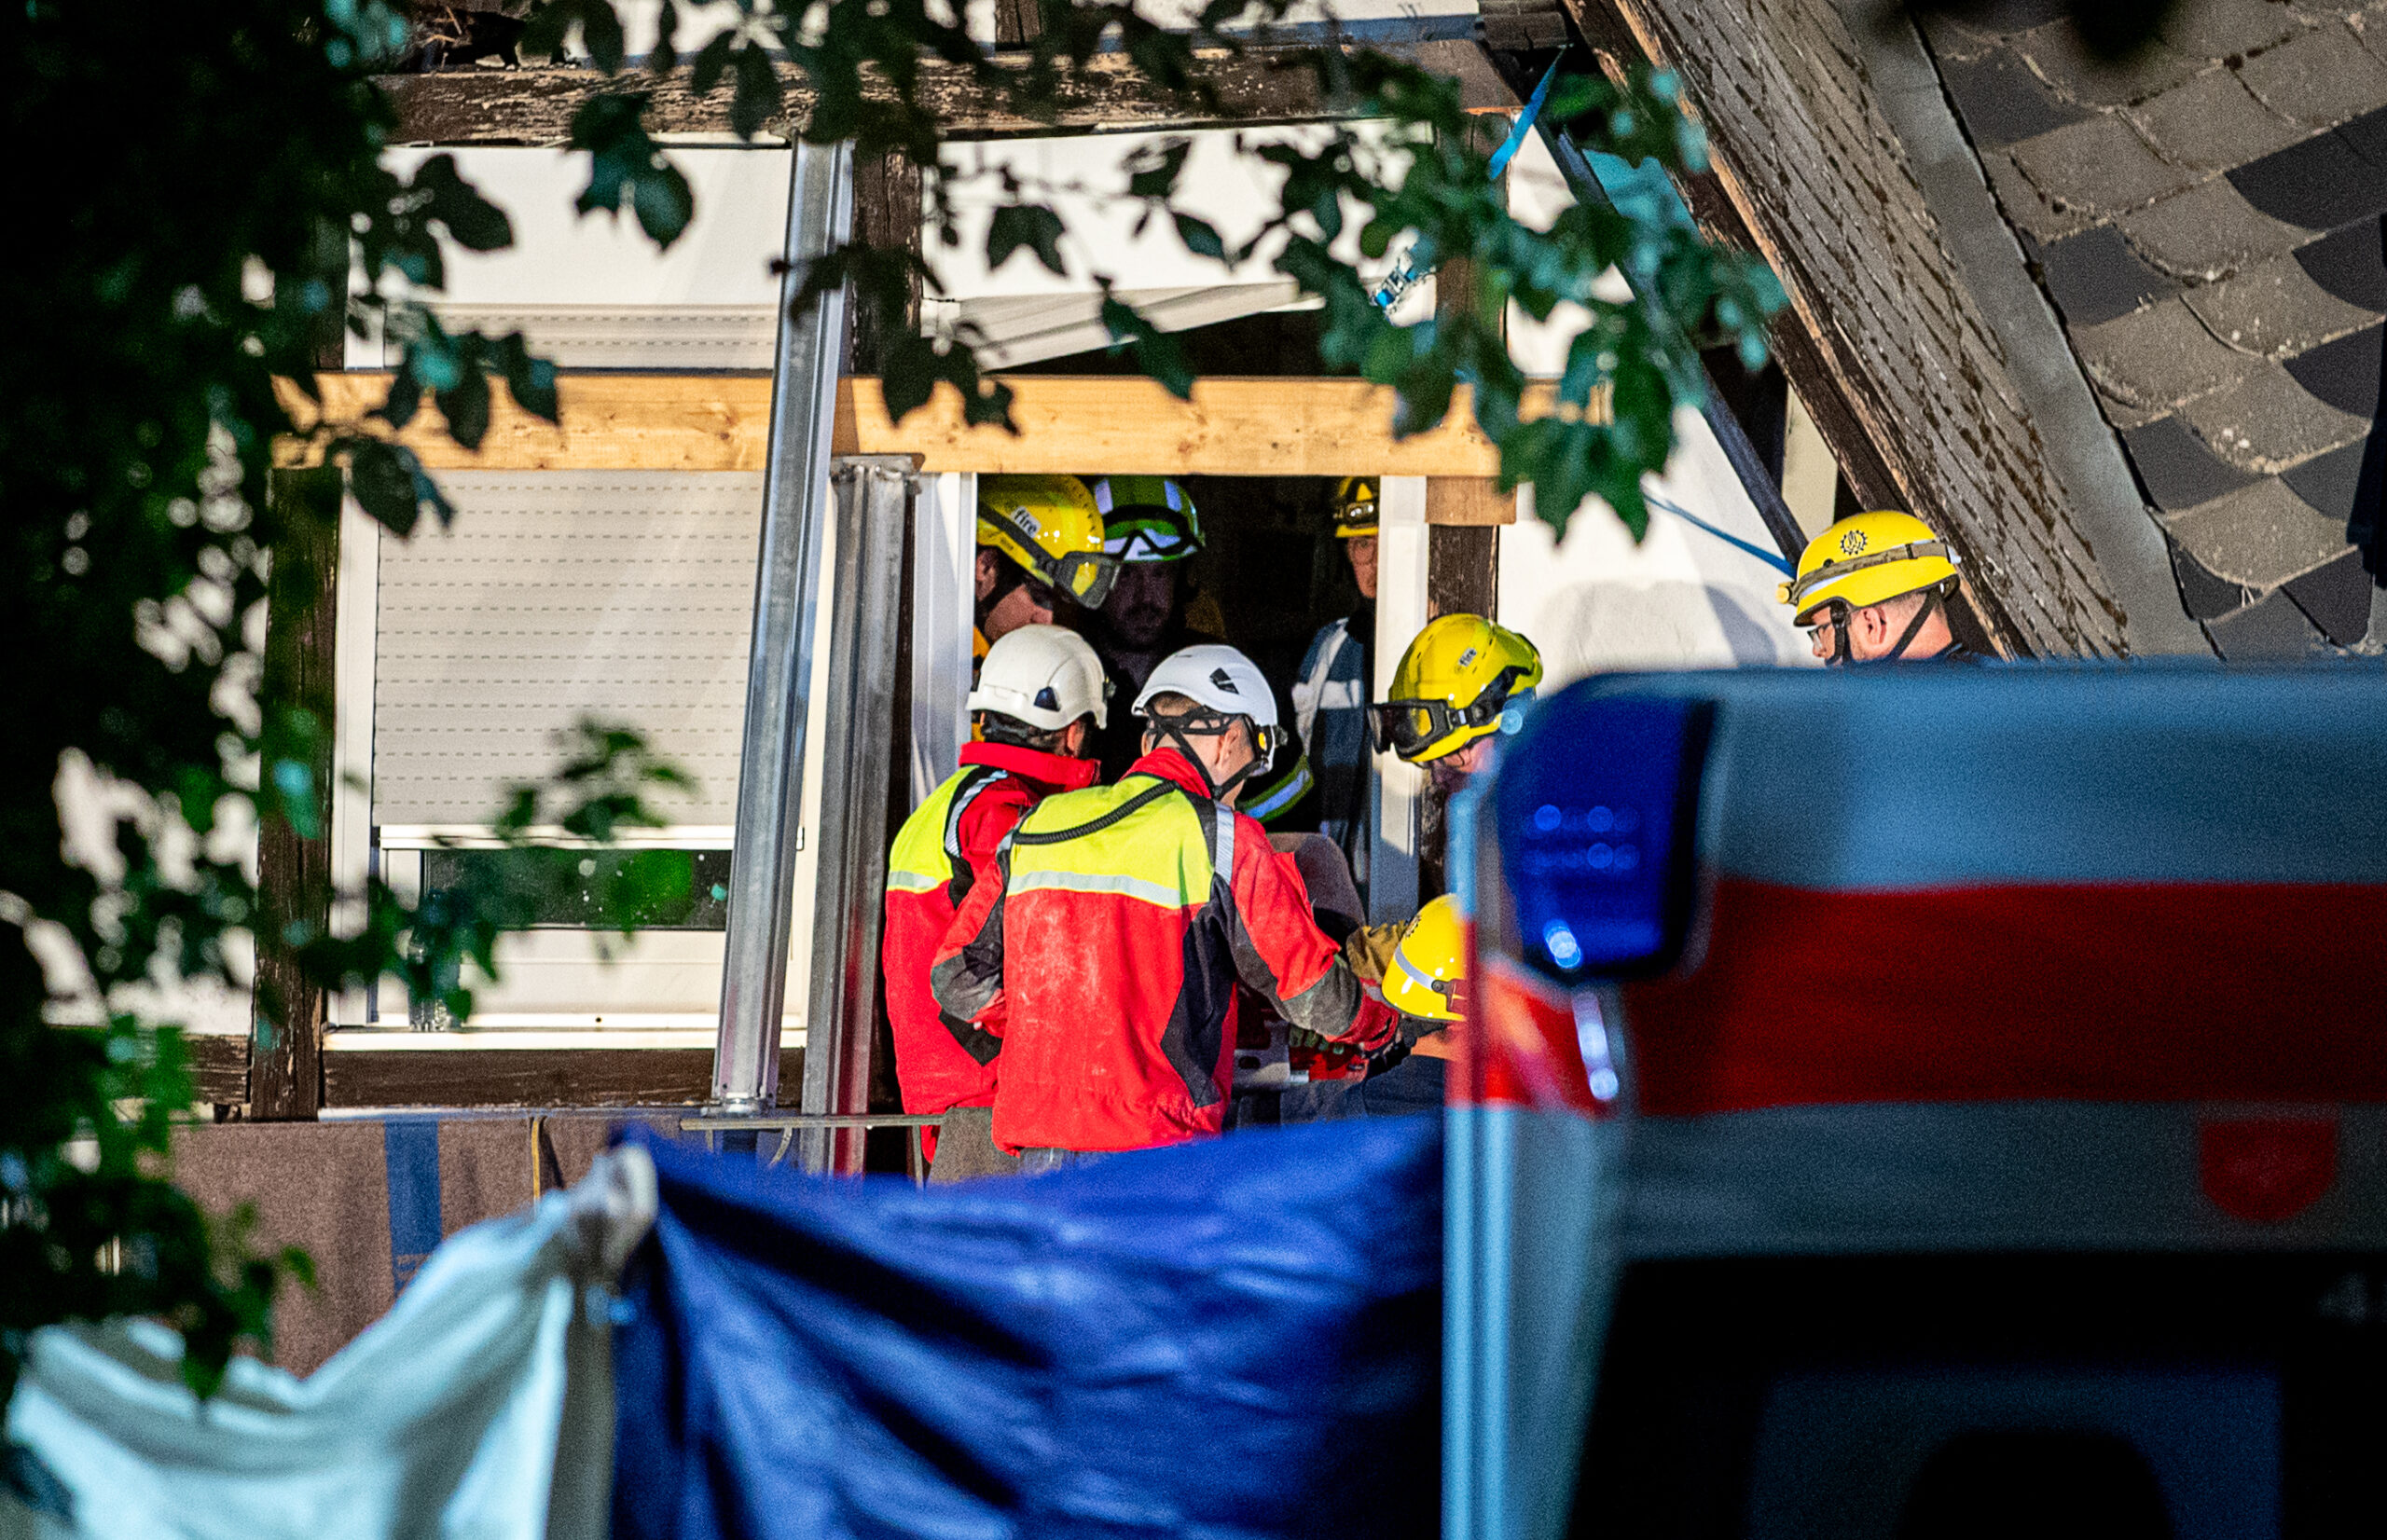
[969,625,1111,731]
[1132,643,1278,729]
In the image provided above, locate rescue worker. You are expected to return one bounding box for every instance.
[931,643,1398,1171]
[1778,510,1974,664]
[1080,474,1220,779]
[882,626,1111,1181]
[1362,895,1468,1115]
[1369,613,1544,794]
[974,474,1119,664]
[1290,477,1378,882]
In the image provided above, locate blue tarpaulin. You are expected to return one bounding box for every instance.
[611,1116,1443,1540]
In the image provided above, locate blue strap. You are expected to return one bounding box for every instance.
[1373,59,1564,313]
[384,1118,444,1293]
[1647,490,1797,576]
[1488,59,1560,180]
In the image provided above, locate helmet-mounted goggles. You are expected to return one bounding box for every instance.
[1104,505,1202,565]
[987,503,1123,608]
[1778,538,1956,621]
[1369,665,1532,760]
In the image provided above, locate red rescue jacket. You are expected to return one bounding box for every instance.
[931,748,1395,1153]
[882,741,1098,1136]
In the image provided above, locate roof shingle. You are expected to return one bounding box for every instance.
[2072,296,2256,407]
[2038,223,2181,323]
[2178,360,2372,469]
[2011,114,2198,213]
[2124,66,2308,172]
[2180,251,2385,356]
[2161,474,2354,585]
[2236,22,2387,123]
[2012,21,2204,105]
[2118,175,2309,279]
[2224,129,2387,229]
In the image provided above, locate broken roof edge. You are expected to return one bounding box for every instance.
[1844,0,2213,657]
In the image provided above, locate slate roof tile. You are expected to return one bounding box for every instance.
[2283,544,2377,639]
[2072,296,2258,408]
[2178,358,2374,467]
[2119,175,2311,278]
[2125,67,2309,171]
[2011,115,2198,215]
[2236,21,2387,125]
[2037,223,2182,323]
[1982,145,2100,241]
[2204,584,2328,653]
[1917,10,2006,62]
[2159,0,2308,57]
[1940,48,2096,144]
[2013,21,2205,105]
[2162,474,2356,584]
[2097,390,2174,429]
[2120,413,2268,505]
[2281,319,2386,413]
[2337,103,2387,162]
[2224,128,2387,229]
[2168,538,2255,618]
[2280,433,2383,518]
[2180,250,2385,354]
[2292,219,2387,308]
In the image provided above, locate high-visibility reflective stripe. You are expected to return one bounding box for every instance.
[1212,797,1235,887]
[886,868,946,894]
[1242,755,1314,823]
[1008,777,1213,898]
[1010,867,1191,910]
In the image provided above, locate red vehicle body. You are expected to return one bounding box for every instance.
[1449,667,2387,1540]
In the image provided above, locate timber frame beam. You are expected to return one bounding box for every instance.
[279,373,1580,476]
[385,51,1334,144]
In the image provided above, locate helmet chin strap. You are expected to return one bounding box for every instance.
[1824,589,1941,666]
[1149,712,1265,803]
[1879,587,1943,662]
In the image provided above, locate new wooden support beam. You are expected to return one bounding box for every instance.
[279,373,1584,476]
[379,52,1341,145]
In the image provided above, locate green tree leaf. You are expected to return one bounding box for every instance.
[987,204,1068,277]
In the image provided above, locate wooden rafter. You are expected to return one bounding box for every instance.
[379,52,1340,144]
[277,373,1583,475]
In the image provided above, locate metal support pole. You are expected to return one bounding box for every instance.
[711,138,856,1116]
[797,459,914,1174]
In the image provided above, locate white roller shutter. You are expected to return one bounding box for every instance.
[372,471,761,835]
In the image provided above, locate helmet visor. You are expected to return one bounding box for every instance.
[1043,549,1122,608]
[1369,666,1533,760]
[1105,507,1202,564]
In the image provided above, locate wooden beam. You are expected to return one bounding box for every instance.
[1425,476,1514,526]
[279,374,1583,475]
[188,1033,253,1107]
[323,1046,722,1108]
[249,468,342,1121]
[377,52,1343,145]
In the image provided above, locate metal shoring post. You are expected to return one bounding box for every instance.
[795,459,912,1175]
[710,138,858,1141]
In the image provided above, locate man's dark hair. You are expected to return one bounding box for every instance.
[976,712,1074,753]
[978,546,1061,616]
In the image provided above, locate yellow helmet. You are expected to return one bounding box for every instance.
[1331,477,1379,538]
[1372,613,1543,763]
[1778,510,1959,626]
[1384,896,1467,1024]
[977,474,1121,608]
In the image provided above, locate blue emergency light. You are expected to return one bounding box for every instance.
[1493,687,1710,979]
